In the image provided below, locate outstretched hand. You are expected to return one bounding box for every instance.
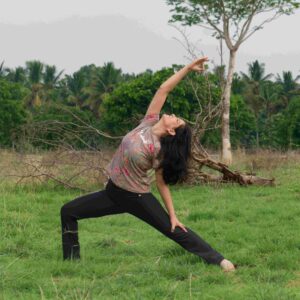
[188,56,209,73]
[170,215,188,233]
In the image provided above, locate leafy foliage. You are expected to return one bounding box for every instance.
[0,79,28,146]
[100,67,193,134]
[0,58,299,149]
[267,96,300,149]
[166,0,300,33]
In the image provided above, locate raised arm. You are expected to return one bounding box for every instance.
[145,57,208,116]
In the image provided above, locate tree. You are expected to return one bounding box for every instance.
[257,80,281,146]
[267,96,300,148]
[24,60,45,108]
[84,62,123,118]
[167,0,300,164]
[43,65,64,89]
[241,60,273,82]
[65,70,89,109]
[276,71,300,108]
[42,65,64,103]
[100,70,165,134]
[241,60,273,147]
[6,66,27,84]
[0,61,10,78]
[100,66,222,137]
[231,73,245,95]
[0,79,28,147]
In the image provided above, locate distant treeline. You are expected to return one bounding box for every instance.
[0,60,299,150]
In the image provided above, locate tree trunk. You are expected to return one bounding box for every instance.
[221,49,237,165]
[256,118,259,149]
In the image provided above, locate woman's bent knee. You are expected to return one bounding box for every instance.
[60,203,71,217]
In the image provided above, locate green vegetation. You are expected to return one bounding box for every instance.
[1,1,299,298]
[0,58,299,150]
[1,162,299,299]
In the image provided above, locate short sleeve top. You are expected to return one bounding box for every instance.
[105,113,161,193]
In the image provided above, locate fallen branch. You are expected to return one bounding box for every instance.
[186,138,275,186]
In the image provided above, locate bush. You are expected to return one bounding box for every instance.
[0,79,28,147]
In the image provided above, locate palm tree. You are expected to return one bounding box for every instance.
[6,67,26,83]
[276,71,300,108]
[24,60,44,108]
[42,65,64,102]
[231,72,245,95]
[84,62,123,118]
[259,81,281,119]
[241,60,273,148]
[43,65,64,88]
[213,65,226,90]
[241,60,273,83]
[65,70,89,109]
[0,61,10,78]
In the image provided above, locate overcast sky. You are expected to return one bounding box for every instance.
[1,0,300,76]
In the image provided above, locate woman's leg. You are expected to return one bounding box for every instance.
[123,192,224,265]
[60,189,125,260]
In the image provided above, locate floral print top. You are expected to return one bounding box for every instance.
[105,114,161,193]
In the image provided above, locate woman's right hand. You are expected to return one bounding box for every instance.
[188,56,209,73]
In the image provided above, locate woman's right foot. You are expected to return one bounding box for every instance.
[220,259,236,272]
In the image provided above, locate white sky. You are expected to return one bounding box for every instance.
[1,0,300,76]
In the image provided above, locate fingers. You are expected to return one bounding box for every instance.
[196,66,205,72]
[197,56,209,63]
[193,57,209,66]
[170,223,188,233]
[193,67,205,74]
[179,223,188,232]
[190,57,208,73]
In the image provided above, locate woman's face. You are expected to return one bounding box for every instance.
[162,113,185,130]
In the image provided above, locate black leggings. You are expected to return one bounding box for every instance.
[60,179,224,265]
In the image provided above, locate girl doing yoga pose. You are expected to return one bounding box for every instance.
[60,57,235,272]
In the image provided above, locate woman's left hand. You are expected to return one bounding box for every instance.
[170,215,188,233]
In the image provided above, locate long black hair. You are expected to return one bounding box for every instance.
[157,124,192,185]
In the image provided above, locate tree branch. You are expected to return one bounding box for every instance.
[241,11,283,44]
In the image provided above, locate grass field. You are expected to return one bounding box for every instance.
[1,151,300,299]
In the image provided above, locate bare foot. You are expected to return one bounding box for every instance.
[220,259,236,272]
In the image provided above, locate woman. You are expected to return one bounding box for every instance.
[60,57,235,272]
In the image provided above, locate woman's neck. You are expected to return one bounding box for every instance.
[151,120,167,138]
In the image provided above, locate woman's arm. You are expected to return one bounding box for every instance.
[155,169,187,232]
[155,169,176,218]
[145,65,190,116]
[146,57,208,116]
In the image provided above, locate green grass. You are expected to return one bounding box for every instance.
[1,165,300,299]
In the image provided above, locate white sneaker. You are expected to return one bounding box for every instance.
[220,259,236,272]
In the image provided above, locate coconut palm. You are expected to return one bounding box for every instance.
[6,67,27,83]
[0,61,10,78]
[276,71,300,108]
[84,62,123,118]
[213,65,226,90]
[65,70,89,109]
[241,60,273,148]
[42,65,64,102]
[241,60,273,83]
[259,81,281,119]
[24,60,45,108]
[241,60,274,118]
[231,72,245,95]
[43,65,64,88]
